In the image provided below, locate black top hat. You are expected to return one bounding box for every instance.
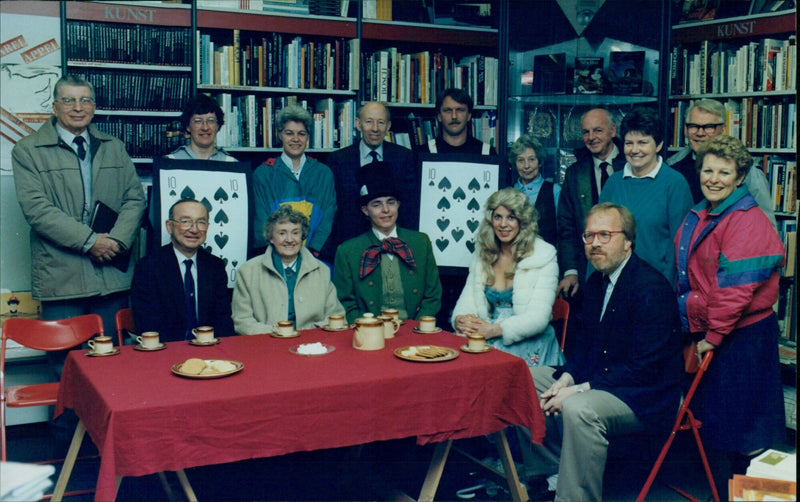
[356,162,401,204]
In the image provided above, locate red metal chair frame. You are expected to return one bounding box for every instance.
[551,298,570,350]
[114,307,135,346]
[636,351,719,502]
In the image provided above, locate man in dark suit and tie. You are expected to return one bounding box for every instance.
[556,108,625,299]
[131,199,234,342]
[326,101,417,257]
[522,202,683,502]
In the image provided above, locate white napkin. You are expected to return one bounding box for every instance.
[0,461,55,501]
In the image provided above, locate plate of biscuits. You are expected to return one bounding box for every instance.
[394,345,459,362]
[171,358,243,379]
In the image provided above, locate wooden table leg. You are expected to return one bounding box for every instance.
[175,469,198,502]
[418,440,452,502]
[493,430,529,502]
[51,420,86,502]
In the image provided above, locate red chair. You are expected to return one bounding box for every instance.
[114,307,135,346]
[551,298,569,351]
[636,351,719,502]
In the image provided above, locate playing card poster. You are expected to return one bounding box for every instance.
[418,154,500,267]
[153,158,252,288]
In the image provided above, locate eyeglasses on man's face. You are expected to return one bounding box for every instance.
[581,230,625,244]
[56,97,95,107]
[171,218,209,230]
[685,123,723,133]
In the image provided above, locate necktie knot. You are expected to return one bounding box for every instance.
[73,136,86,160]
[369,150,379,163]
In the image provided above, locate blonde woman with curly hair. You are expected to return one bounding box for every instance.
[451,188,563,366]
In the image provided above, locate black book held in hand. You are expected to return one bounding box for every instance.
[90,201,130,273]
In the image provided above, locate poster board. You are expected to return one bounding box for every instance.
[152,158,253,288]
[418,153,500,268]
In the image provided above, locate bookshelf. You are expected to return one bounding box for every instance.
[62,2,193,166]
[505,0,669,183]
[667,5,797,343]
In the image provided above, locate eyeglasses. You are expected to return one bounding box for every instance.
[171,218,209,230]
[191,117,218,126]
[581,230,625,244]
[56,97,95,107]
[685,123,723,133]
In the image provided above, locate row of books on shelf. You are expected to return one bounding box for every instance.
[213,93,356,149]
[197,31,359,91]
[526,52,651,96]
[762,156,798,214]
[78,69,191,111]
[670,99,796,150]
[361,49,497,106]
[670,36,796,95]
[93,117,185,159]
[66,21,191,66]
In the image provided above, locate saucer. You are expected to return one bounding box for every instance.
[134,343,166,352]
[460,344,492,354]
[321,324,352,332]
[270,330,300,338]
[86,347,120,357]
[412,326,442,334]
[189,338,220,346]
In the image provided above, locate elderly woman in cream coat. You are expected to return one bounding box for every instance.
[452,188,563,367]
[233,205,344,334]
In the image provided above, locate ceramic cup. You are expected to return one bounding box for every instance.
[136,331,160,348]
[381,308,400,322]
[378,315,399,339]
[273,320,294,336]
[192,326,215,343]
[353,317,385,351]
[328,314,345,329]
[468,333,487,351]
[418,316,437,333]
[87,335,114,354]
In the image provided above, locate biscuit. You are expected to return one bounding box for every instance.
[180,358,207,375]
[210,360,236,372]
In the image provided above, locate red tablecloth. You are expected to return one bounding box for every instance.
[56,323,544,501]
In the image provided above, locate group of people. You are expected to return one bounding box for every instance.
[11,74,786,502]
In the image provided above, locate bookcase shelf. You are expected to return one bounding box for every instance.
[509,95,657,106]
[196,8,355,37]
[361,20,497,47]
[197,84,356,96]
[67,61,191,72]
[670,90,796,100]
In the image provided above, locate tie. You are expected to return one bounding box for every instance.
[184,259,197,339]
[359,237,417,278]
[599,161,610,190]
[73,136,86,160]
[600,275,612,320]
[369,150,379,163]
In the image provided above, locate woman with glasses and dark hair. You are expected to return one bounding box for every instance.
[232,205,344,335]
[674,135,785,497]
[451,188,563,367]
[167,94,237,161]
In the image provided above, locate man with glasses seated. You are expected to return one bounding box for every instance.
[667,98,775,226]
[167,95,238,162]
[131,198,234,342]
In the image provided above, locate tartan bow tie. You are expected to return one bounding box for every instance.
[359,237,416,278]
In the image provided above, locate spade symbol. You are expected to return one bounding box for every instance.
[201,244,213,253]
[214,209,229,224]
[468,178,481,192]
[214,187,229,203]
[452,187,466,202]
[436,217,450,231]
[437,197,451,210]
[169,189,177,196]
[435,237,449,252]
[466,218,480,233]
[466,241,476,253]
[214,232,229,249]
[200,197,213,214]
[429,180,435,186]
[484,182,490,189]
[180,186,195,199]
[467,198,480,212]
[232,192,239,199]
[451,228,464,242]
[232,260,238,267]
[221,257,228,267]
[437,177,452,191]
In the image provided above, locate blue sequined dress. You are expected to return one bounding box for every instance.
[484,286,564,367]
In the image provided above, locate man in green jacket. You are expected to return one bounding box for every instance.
[333,163,441,324]
[12,75,145,362]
